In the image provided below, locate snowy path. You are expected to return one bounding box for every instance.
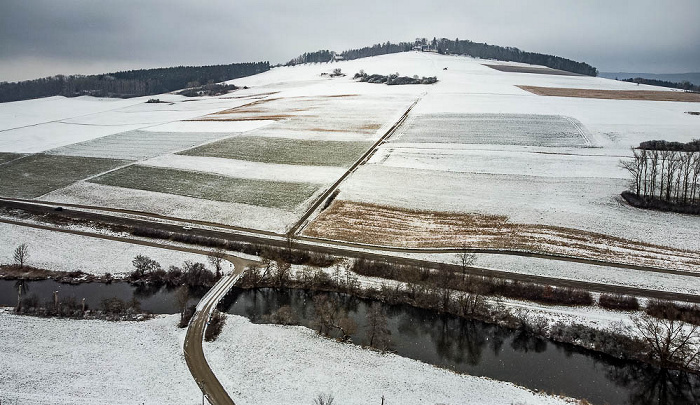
[183,254,256,405]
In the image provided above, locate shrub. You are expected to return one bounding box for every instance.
[646,300,700,325]
[204,310,226,341]
[599,294,640,311]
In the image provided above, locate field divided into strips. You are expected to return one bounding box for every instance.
[305,200,700,272]
[48,130,236,160]
[392,113,590,147]
[0,154,129,198]
[180,136,373,167]
[196,94,411,141]
[89,165,320,210]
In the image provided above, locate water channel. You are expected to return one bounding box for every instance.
[1,280,698,404]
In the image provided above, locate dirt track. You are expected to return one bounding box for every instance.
[184,263,251,405]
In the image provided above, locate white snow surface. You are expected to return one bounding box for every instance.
[205,315,573,405]
[141,119,274,133]
[141,154,346,184]
[2,51,698,257]
[0,221,208,275]
[41,182,296,233]
[0,313,201,405]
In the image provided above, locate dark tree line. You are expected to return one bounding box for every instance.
[285,37,597,76]
[286,50,334,65]
[0,61,270,103]
[341,41,415,60]
[436,38,598,76]
[622,141,700,210]
[622,77,699,92]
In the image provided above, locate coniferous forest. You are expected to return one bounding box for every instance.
[286,37,598,76]
[0,62,269,103]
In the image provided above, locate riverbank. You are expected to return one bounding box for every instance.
[0,310,578,405]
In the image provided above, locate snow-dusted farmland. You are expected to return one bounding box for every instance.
[0,313,201,405]
[0,221,209,275]
[2,50,699,264]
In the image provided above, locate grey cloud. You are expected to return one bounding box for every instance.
[1,0,698,81]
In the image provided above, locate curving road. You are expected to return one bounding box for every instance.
[183,254,254,405]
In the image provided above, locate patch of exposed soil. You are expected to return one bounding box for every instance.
[518,86,700,102]
[304,200,700,271]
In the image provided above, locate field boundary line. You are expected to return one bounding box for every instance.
[288,94,424,236]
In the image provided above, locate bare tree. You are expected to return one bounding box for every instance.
[14,279,29,312]
[313,294,356,341]
[458,245,475,281]
[13,243,29,268]
[273,260,291,288]
[632,314,700,369]
[313,393,335,405]
[175,285,190,327]
[365,302,391,350]
[207,248,226,278]
[131,255,161,278]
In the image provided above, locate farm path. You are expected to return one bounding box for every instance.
[287,94,424,236]
[184,261,249,405]
[0,216,256,404]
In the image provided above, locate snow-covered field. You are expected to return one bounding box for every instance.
[0,311,576,405]
[0,312,201,405]
[42,182,298,233]
[2,51,699,270]
[0,221,209,275]
[205,315,574,405]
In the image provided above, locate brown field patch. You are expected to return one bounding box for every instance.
[359,123,382,130]
[325,94,360,98]
[484,64,582,76]
[188,114,298,121]
[518,85,700,102]
[304,200,700,271]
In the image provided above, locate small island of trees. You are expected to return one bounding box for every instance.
[621,140,700,214]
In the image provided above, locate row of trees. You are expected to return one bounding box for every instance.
[621,143,700,207]
[622,77,699,92]
[436,37,598,76]
[286,50,335,66]
[286,37,598,76]
[0,61,270,102]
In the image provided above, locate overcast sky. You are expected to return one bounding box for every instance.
[1,0,699,82]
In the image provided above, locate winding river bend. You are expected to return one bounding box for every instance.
[2,280,698,404]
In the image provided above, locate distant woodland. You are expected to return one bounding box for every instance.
[621,77,699,92]
[286,37,598,76]
[0,62,269,103]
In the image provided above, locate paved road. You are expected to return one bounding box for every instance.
[184,255,254,405]
[2,197,695,279]
[3,216,700,304]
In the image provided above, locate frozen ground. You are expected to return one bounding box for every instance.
[332,167,700,253]
[42,182,298,233]
[142,154,346,184]
[205,315,574,405]
[0,312,201,405]
[0,221,209,275]
[2,51,698,264]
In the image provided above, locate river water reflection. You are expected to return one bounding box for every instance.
[1,281,698,404]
